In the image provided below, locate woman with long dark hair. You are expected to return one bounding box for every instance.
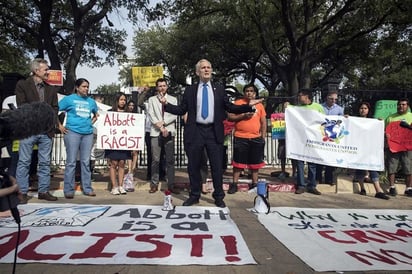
[59,78,98,198]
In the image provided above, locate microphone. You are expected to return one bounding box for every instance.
[0,101,57,141]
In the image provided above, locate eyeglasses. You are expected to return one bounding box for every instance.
[327,97,338,101]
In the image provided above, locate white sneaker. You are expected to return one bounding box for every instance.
[111,188,120,195]
[118,186,127,195]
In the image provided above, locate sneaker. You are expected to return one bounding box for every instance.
[404,189,412,197]
[295,188,305,194]
[360,189,366,196]
[307,188,322,195]
[375,192,390,200]
[118,186,127,195]
[111,188,120,195]
[389,187,397,196]
[227,183,238,194]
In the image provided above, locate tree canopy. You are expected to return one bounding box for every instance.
[132,0,412,96]
[0,0,156,92]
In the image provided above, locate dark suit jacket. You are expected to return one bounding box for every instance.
[165,82,253,144]
[15,77,59,137]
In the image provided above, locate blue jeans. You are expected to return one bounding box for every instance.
[354,170,379,182]
[296,160,317,189]
[64,130,94,195]
[16,134,52,194]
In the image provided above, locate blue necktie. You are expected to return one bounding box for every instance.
[201,83,208,119]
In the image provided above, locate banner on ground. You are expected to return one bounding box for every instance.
[0,204,255,265]
[95,111,145,150]
[253,207,412,272]
[285,107,384,171]
[132,66,163,87]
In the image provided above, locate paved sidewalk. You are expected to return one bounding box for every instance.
[3,167,411,274]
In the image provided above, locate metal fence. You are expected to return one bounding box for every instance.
[51,88,412,169]
[50,119,283,169]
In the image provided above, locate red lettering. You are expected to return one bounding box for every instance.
[100,135,141,150]
[19,231,84,260]
[343,230,387,243]
[318,230,356,244]
[0,230,30,258]
[368,229,412,242]
[221,235,240,262]
[346,249,400,265]
[127,234,171,258]
[103,114,112,126]
[70,233,133,259]
[174,234,213,257]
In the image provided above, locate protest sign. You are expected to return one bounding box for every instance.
[96,111,145,150]
[285,107,384,171]
[254,207,412,272]
[0,204,255,265]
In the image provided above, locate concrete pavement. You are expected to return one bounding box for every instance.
[2,167,411,274]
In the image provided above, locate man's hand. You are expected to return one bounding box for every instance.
[158,94,167,105]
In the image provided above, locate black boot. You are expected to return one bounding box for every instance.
[227,183,238,194]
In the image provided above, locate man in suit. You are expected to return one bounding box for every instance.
[147,78,179,194]
[160,59,262,207]
[15,58,64,204]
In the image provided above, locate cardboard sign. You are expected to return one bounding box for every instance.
[385,121,412,152]
[96,111,145,150]
[132,66,163,87]
[45,70,63,86]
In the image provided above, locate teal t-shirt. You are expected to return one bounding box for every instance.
[59,94,98,134]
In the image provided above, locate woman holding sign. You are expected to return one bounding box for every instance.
[59,78,98,198]
[104,92,131,195]
[353,102,389,200]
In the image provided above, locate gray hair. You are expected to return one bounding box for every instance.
[30,58,48,73]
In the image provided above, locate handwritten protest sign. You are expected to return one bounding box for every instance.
[0,204,255,265]
[132,66,163,87]
[45,70,63,86]
[385,121,412,152]
[254,207,412,272]
[96,111,145,150]
[271,113,286,139]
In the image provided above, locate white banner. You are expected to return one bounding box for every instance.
[96,111,145,150]
[285,107,384,171]
[254,207,412,272]
[0,204,255,265]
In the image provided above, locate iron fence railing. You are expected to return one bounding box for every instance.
[50,118,284,169]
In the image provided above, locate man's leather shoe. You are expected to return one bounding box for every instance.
[18,194,30,204]
[214,199,226,208]
[149,185,158,193]
[307,188,321,195]
[38,192,58,201]
[182,197,199,206]
[169,187,181,194]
